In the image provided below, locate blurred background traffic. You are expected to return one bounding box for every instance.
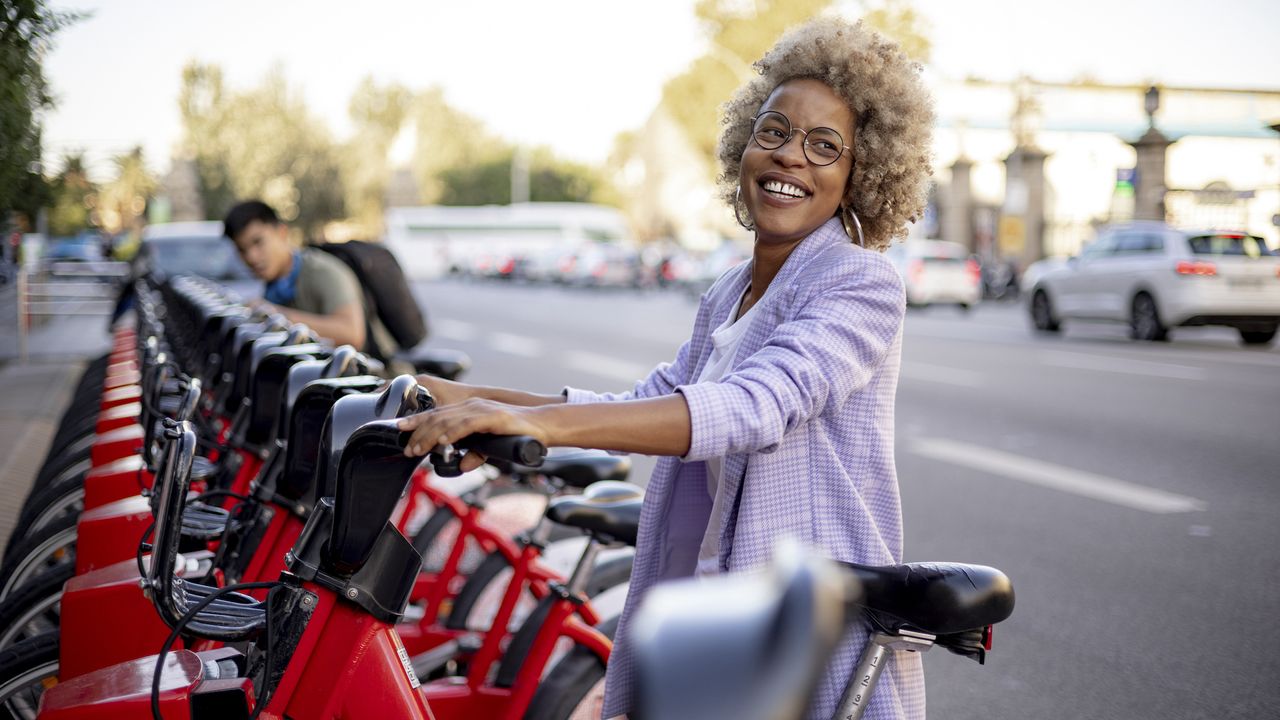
[2,1,1279,719]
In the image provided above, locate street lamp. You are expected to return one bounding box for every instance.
[1270,122,1280,234]
[1144,86,1160,130]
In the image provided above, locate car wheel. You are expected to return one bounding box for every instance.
[1130,293,1168,341]
[1030,290,1060,332]
[1239,326,1277,345]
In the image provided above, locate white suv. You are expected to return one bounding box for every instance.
[1026,222,1280,345]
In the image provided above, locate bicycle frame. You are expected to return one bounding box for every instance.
[42,421,614,720]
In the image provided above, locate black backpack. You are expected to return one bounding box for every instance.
[314,241,427,357]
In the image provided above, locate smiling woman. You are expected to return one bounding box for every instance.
[396,17,934,720]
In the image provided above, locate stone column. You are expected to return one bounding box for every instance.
[1002,146,1048,266]
[945,158,974,251]
[1130,127,1173,222]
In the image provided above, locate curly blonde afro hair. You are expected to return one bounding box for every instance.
[717,18,935,251]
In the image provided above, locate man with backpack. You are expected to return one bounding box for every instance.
[223,199,377,351]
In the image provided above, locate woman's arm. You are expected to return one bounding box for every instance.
[397,394,692,471]
[415,374,566,408]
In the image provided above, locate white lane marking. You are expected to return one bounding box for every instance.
[563,350,649,383]
[1039,350,1205,381]
[910,437,1207,514]
[487,332,543,358]
[434,318,478,342]
[900,362,985,388]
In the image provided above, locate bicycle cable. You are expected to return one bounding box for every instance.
[188,489,251,506]
[149,580,281,720]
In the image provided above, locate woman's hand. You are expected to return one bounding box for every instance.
[414,374,475,407]
[397,398,552,472]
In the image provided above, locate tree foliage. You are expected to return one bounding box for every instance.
[342,77,410,235]
[437,147,608,206]
[46,153,95,236]
[177,62,344,236]
[861,0,931,63]
[658,0,835,176]
[410,88,613,208]
[409,88,508,205]
[0,0,82,224]
[97,146,157,235]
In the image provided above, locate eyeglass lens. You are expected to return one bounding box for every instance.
[752,111,846,165]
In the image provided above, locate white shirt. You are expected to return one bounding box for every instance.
[693,288,759,576]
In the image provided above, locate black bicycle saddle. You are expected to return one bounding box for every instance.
[842,561,1014,635]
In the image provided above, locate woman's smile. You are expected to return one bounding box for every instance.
[757,172,812,205]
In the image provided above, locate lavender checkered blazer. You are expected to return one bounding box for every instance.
[565,217,925,720]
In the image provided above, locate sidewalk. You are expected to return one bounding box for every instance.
[0,312,112,551]
[0,361,88,550]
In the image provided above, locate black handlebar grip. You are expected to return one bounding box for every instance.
[457,433,546,467]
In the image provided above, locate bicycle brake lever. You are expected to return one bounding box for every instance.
[429,442,464,477]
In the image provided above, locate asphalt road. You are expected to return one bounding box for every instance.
[412,277,1280,720]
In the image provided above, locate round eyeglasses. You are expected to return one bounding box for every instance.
[750,111,851,166]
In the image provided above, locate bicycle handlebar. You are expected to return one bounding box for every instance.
[429,433,546,477]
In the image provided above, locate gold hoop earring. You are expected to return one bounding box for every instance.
[841,205,865,247]
[734,187,754,231]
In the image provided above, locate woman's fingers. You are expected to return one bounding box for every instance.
[459,452,488,473]
[397,410,443,457]
[397,399,527,458]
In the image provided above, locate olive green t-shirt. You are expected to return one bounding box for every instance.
[288,248,398,357]
[290,248,362,316]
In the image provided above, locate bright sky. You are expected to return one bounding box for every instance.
[40,0,1280,181]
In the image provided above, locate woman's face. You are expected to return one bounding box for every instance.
[739,78,857,246]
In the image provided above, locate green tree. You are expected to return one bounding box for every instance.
[658,0,835,174]
[177,62,345,236]
[177,62,234,220]
[341,76,410,236]
[861,0,931,62]
[0,1,82,224]
[98,146,157,235]
[47,153,95,236]
[409,87,508,204]
[436,147,611,206]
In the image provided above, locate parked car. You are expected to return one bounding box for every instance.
[1025,222,1280,345]
[563,244,639,288]
[678,241,751,298]
[885,240,982,309]
[135,221,258,297]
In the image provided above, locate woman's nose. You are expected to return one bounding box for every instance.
[772,135,808,166]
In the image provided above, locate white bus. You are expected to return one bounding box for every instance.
[384,202,630,280]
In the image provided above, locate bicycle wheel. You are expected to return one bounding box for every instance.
[0,565,73,650]
[0,515,77,602]
[0,632,59,720]
[521,616,619,720]
[447,546,633,634]
[29,441,92,493]
[7,474,86,552]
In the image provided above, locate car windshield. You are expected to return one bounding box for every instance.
[914,243,968,262]
[149,237,255,280]
[1187,234,1275,258]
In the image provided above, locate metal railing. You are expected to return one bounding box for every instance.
[6,262,130,362]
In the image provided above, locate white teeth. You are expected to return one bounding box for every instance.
[763,180,806,198]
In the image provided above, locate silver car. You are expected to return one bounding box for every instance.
[1026,222,1280,345]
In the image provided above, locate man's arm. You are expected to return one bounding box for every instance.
[266,301,366,349]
